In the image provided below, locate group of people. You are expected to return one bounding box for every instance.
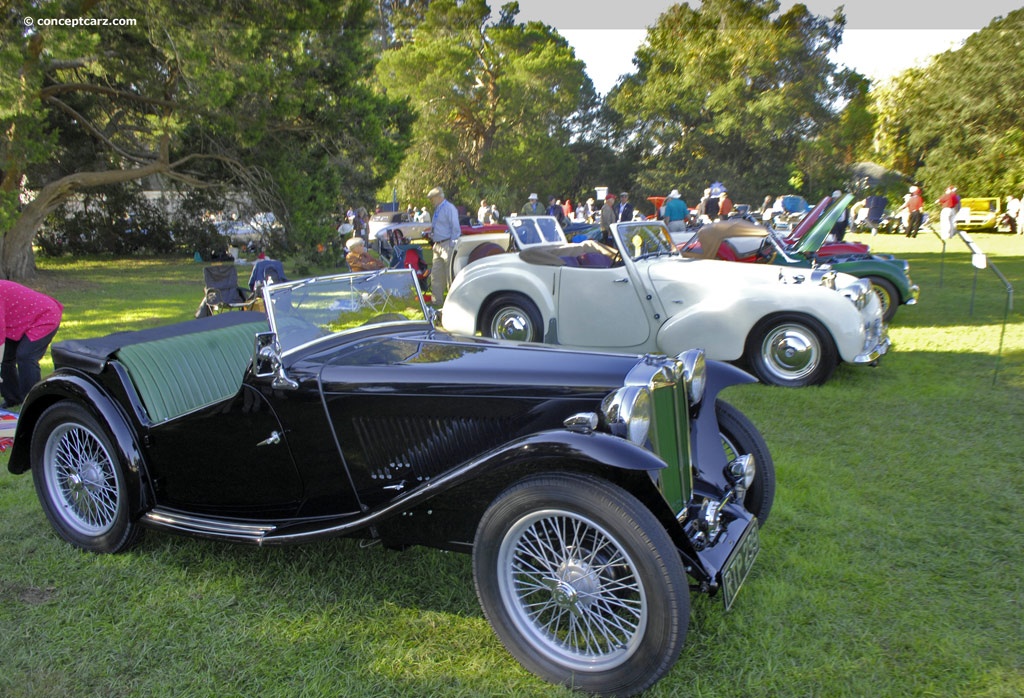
[649,185,736,232]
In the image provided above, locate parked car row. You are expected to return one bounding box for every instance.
[677,194,920,322]
[9,192,923,696]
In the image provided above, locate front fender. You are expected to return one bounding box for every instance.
[691,359,757,490]
[833,258,914,299]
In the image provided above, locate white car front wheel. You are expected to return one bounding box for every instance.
[745,314,838,387]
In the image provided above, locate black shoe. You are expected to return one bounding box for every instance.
[1,400,21,410]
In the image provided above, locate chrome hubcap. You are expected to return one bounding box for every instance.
[490,307,534,341]
[762,323,820,381]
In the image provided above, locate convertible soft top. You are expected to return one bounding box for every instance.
[52,311,268,375]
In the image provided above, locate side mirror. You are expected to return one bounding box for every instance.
[253,332,298,390]
[253,332,278,377]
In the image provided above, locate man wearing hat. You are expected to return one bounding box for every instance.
[599,192,617,245]
[617,192,634,222]
[663,189,689,232]
[521,193,544,216]
[427,186,461,304]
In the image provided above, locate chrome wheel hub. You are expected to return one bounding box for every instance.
[544,560,600,617]
[762,324,819,380]
[490,308,533,341]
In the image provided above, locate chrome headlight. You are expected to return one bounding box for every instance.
[727,454,756,500]
[677,348,706,406]
[601,386,652,446]
[840,278,872,310]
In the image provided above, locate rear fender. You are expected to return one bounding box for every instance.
[8,371,151,516]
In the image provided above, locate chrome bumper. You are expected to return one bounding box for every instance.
[854,331,890,365]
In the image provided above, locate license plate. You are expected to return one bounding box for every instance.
[720,519,760,611]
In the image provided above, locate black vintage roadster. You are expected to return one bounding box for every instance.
[9,269,775,696]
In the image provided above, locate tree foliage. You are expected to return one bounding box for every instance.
[374,0,590,214]
[871,9,1024,197]
[0,0,412,279]
[609,0,854,205]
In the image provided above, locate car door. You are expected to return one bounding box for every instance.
[554,265,651,348]
[146,384,303,516]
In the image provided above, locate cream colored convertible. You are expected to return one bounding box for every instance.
[442,217,890,387]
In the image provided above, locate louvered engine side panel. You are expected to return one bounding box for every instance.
[352,416,517,483]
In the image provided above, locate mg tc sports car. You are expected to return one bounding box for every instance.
[10,269,774,697]
[442,217,890,388]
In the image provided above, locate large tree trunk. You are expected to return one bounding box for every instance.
[1,162,169,281]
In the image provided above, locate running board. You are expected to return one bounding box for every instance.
[142,508,277,543]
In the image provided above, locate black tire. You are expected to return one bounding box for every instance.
[473,473,689,697]
[745,313,838,387]
[480,293,543,342]
[867,276,899,322]
[30,402,142,553]
[716,400,776,526]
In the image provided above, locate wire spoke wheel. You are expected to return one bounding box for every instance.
[474,473,687,696]
[44,423,120,536]
[499,509,646,670]
[32,401,141,553]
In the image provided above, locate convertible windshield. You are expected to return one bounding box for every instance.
[613,222,678,261]
[507,217,566,248]
[264,269,429,353]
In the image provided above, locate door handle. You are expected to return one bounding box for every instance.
[613,278,629,284]
[257,431,281,447]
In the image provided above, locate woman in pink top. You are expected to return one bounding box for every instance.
[0,280,63,408]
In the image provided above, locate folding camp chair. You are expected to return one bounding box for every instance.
[195,265,257,318]
[390,244,430,291]
[248,258,288,293]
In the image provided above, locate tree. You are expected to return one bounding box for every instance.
[0,0,412,280]
[609,0,854,205]
[374,0,590,214]
[873,9,1024,197]
[795,70,875,196]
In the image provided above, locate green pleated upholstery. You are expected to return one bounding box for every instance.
[115,321,265,423]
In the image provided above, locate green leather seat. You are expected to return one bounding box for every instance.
[115,320,265,423]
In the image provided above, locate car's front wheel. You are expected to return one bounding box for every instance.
[867,276,899,322]
[481,293,543,342]
[30,401,142,553]
[745,313,838,387]
[473,473,688,697]
[717,399,776,526]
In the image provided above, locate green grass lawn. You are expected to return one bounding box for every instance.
[1,233,1022,697]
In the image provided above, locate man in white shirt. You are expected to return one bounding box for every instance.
[427,186,461,304]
